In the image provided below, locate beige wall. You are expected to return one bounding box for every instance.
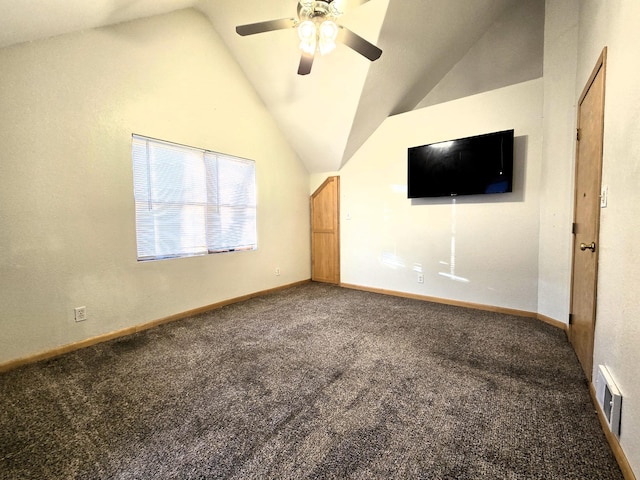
[541,1,640,473]
[537,0,579,324]
[541,0,640,472]
[575,0,640,473]
[0,9,311,365]
[338,79,543,312]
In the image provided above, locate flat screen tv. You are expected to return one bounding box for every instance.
[407,129,514,198]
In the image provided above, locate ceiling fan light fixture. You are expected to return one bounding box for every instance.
[319,20,338,55]
[320,20,338,40]
[298,20,317,54]
[329,0,344,17]
[236,0,382,75]
[319,38,336,55]
[298,20,316,40]
[299,7,313,18]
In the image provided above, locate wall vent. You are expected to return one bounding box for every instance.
[595,365,622,437]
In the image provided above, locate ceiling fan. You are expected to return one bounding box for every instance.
[236,0,382,75]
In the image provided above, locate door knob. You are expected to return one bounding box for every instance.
[580,242,596,252]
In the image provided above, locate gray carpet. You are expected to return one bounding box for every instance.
[0,282,623,479]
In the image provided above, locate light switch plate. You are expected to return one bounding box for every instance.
[600,185,608,208]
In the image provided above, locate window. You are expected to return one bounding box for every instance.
[131,134,257,261]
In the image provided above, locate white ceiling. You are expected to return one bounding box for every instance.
[0,0,540,173]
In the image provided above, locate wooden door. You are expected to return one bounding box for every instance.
[569,48,607,380]
[311,176,340,284]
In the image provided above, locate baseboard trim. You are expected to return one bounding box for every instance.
[589,383,637,480]
[340,283,570,332]
[340,282,541,318]
[536,313,568,332]
[0,279,311,373]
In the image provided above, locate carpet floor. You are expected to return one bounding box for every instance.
[0,282,623,479]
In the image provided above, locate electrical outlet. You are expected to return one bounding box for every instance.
[275,267,280,276]
[74,306,87,322]
[417,274,424,284]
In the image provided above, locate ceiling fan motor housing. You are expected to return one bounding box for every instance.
[298,0,343,22]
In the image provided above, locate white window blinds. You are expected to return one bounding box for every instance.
[132,135,257,261]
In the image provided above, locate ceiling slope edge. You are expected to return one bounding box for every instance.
[413,0,545,111]
[0,0,198,49]
[197,0,389,174]
[340,0,518,169]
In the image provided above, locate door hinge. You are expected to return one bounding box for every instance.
[569,313,574,325]
[577,128,581,141]
[572,222,577,235]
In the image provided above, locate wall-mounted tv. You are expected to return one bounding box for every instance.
[407,129,514,198]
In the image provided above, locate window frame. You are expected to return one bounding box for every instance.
[131,134,257,262]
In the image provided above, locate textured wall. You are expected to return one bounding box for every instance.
[416,0,545,110]
[0,9,310,364]
[339,79,543,313]
[537,0,579,324]
[575,0,640,473]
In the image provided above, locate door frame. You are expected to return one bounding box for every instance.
[568,47,607,380]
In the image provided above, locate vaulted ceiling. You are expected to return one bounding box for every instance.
[0,0,544,173]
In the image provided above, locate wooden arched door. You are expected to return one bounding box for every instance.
[311,176,340,284]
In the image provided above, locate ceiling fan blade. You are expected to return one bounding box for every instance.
[236,17,296,36]
[337,26,382,61]
[298,52,315,75]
